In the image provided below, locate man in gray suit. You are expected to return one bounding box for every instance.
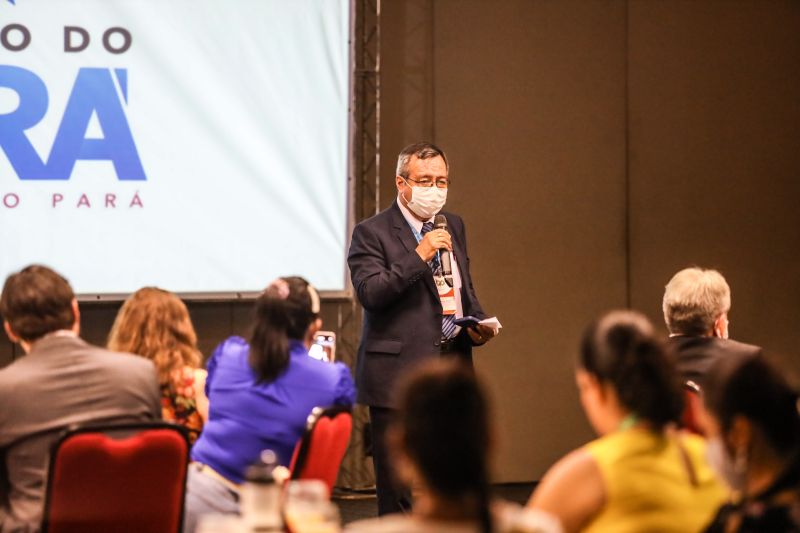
[0,265,161,532]
[663,266,761,387]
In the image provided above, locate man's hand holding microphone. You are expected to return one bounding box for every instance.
[415,230,451,262]
[415,215,498,346]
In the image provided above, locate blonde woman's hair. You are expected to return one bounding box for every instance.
[662,267,731,336]
[108,287,201,386]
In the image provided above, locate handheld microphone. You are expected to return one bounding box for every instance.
[434,214,453,287]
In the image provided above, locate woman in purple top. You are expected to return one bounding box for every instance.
[184,277,356,532]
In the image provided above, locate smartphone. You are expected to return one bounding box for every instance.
[454,316,481,328]
[309,331,336,362]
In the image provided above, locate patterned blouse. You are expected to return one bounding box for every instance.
[161,366,204,443]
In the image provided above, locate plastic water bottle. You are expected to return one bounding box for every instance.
[240,450,282,532]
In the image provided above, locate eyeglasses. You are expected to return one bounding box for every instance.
[406,177,450,189]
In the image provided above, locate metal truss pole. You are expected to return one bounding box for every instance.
[334,0,380,492]
[354,0,381,222]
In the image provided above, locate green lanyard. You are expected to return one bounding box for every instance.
[618,413,639,431]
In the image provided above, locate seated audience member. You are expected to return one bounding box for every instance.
[0,265,161,532]
[701,354,800,532]
[184,277,356,532]
[347,359,563,533]
[108,287,208,441]
[662,267,760,387]
[528,310,726,533]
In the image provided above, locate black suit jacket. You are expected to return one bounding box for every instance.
[667,336,762,388]
[348,201,485,407]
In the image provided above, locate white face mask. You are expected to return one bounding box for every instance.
[402,179,447,219]
[705,436,746,491]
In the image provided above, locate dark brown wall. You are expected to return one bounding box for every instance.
[2,0,799,484]
[432,0,628,481]
[379,0,436,208]
[627,2,800,366]
[376,0,800,482]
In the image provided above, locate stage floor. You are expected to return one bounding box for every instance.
[334,482,537,524]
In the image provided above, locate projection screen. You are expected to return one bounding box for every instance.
[0,0,350,297]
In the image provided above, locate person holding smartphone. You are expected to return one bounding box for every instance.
[184,277,356,532]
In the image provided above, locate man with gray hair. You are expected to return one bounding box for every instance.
[663,266,761,386]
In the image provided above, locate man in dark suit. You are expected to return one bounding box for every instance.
[662,267,761,387]
[348,142,498,515]
[0,265,161,532]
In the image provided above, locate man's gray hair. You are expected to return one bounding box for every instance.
[396,142,449,178]
[662,267,731,336]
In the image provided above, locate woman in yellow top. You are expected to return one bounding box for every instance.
[528,310,726,533]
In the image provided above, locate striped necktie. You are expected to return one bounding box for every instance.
[420,221,457,340]
[420,222,439,270]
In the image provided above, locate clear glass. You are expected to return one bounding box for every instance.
[284,480,341,533]
[240,482,282,530]
[195,514,247,533]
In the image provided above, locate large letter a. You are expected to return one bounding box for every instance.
[46,68,146,180]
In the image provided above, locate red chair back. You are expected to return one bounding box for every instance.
[681,381,705,435]
[42,423,189,533]
[288,406,353,494]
